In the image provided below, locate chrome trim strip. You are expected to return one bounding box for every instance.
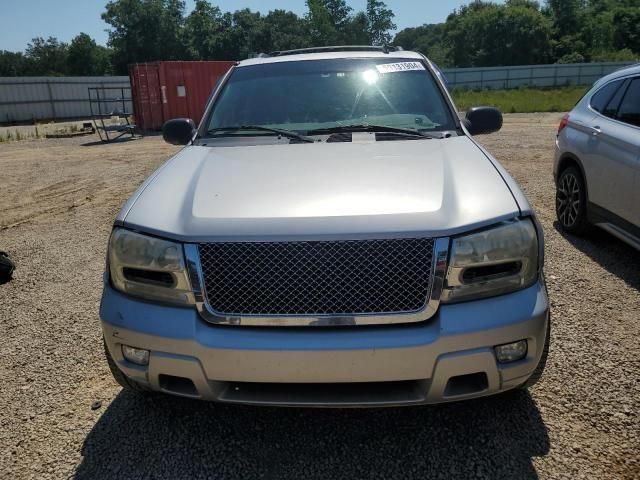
[184,237,449,327]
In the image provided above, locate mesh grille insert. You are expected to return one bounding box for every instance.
[198,238,434,316]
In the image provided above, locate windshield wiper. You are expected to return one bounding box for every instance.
[206,125,314,143]
[306,124,442,138]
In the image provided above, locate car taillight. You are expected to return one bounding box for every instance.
[557,114,569,134]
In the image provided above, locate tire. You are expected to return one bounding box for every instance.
[520,316,550,389]
[104,340,152,393]
[556,166,590,235]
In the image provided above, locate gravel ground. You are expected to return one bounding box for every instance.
[0,114,638,479]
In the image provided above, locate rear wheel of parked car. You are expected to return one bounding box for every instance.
[556,166,590,234]
[104,340,152,393]
[519,316,550,389]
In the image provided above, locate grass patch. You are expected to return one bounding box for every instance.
[0,128,43,142]
[452,86,589,113]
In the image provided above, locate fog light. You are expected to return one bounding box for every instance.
[495,340,527,363]
[122,345,150,365]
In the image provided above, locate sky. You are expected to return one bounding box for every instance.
[0,1,503,52]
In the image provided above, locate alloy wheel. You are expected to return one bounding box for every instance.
[556,172,581,227]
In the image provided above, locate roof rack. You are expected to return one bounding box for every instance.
[267,45,404,57]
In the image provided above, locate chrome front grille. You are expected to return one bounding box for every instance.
[197,238,435,317]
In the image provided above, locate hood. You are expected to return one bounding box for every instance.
[120,137,520,241]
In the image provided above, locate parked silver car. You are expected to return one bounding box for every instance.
[554,63,640,249]
[101,47,550,406]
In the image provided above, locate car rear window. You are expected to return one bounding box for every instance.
[590,79,624,114]
[602,79,629,118]
[616,78,640,127]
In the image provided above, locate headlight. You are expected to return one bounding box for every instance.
[441,219,539,303]
[108,228,194,305]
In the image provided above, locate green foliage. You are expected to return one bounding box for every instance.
[2,0,639,76]
[1,34,112,76]
[261,10,313,53]
[395,0,640,68]
[184,0,226,60]
[590,49,638,62]
[101,0,188,73]
[452,86,589,113]
[0,51,29,76]
[393,24,451,67]
[306,0,339,45]
[445,2,553,67]
[342,12,370,45]
[366,0,396,46]
[25,37,69,75]
[305,0,396,47]
[305,0,358,45]
[101,0,397,70]
[613,8,640,54]
[67,33,112,75]
[546,0,583,35]
[556,52,586,64]
[229,9,268,59]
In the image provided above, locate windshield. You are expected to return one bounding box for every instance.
[204,58,456,135]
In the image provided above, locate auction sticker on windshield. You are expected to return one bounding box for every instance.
[376,62,426,74]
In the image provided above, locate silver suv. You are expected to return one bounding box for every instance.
[101,47,549,406]
[554,63,640,249]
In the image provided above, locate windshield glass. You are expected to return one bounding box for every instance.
[205,58,456,135]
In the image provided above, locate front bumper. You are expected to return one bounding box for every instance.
[100,279,549,407]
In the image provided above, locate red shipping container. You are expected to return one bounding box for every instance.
[129,61,236,130]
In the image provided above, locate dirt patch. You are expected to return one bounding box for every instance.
[0,117,638,479]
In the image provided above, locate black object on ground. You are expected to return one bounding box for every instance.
[0,251,15,284]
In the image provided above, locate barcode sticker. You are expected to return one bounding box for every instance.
[376,62,425,74]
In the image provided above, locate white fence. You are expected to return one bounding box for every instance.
[0,76,131,124]
[442,61,635,90]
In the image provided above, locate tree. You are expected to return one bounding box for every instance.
[545,0,587,61]
[342,12,371,45]
[228,9,268,58]
[393,24,450,65]
[590,48,638,62]
[305,0,396,47]
[546,0,584,36]
[580,9,615,56]
[0,51,28,76]
[102,0,187,74]
[67,33,112,75]
[394,0,640,67]
[5,0,640,75]
[506,0,540,9]
[262,10,312,52]
[444,1,552,67]
[323,0,353,29]
[613,8,640,54]
[24,37,69,75]
[184,0,228,59]
[161,0,188,58]
[306,0,341,45]
[365,0,396,45]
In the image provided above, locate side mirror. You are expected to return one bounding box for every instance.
[463,107,503,135]
[162,118,196,145]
